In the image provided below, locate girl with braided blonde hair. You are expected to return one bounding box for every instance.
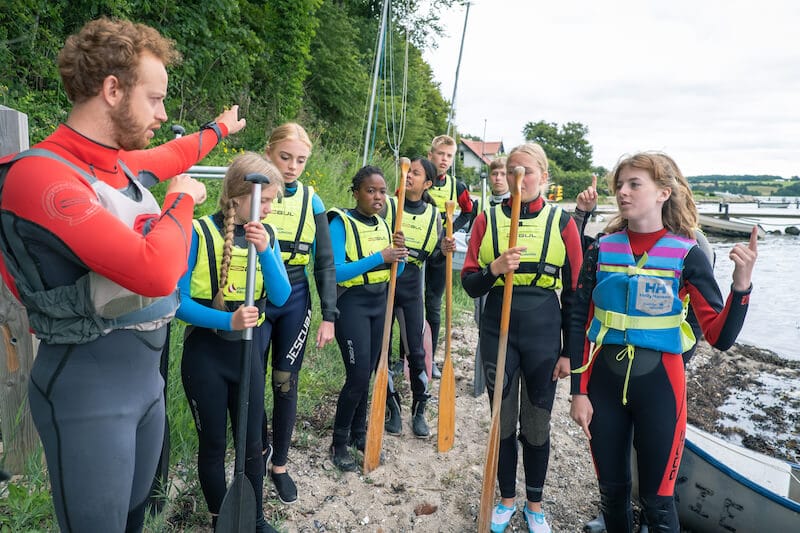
[176,152,290,532]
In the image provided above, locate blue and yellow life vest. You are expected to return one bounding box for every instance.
[477,202,566,289]
[385,197,438,267]
[575,230,697,403]
[265,183,316,266]
[190,216,270,337]
[329,208,392,287]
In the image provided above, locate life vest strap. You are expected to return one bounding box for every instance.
[594,307,684,331]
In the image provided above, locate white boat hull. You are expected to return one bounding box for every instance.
[674,425,800,532]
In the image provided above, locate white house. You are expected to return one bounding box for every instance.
[458,139,505,173]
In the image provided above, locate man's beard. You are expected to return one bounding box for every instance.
[109,95,150,151]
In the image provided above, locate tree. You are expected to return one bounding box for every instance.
[522,120,593,172]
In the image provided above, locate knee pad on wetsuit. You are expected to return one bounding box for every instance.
[599,482,633,533]
[638,494,679,533]
[519,405,551,446]
[272,370,297,398]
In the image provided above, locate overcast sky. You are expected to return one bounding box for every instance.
[421,0,800,178]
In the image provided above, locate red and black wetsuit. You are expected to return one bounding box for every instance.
[0,123,224,532]
[462,196,583,504]
[567,228,751,532]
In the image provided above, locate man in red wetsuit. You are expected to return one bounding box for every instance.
[0,17,244,532]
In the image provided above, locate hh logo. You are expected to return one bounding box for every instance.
[645,281,667,294]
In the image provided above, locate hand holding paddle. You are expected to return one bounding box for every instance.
[438,200,457,452]
[364,157,411,473]
[477,166,524,533]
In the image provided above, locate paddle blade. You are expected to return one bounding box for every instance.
[216,474,256,533]
[364,367,388,473]
[437,355,456,452]
[477,413,502,533]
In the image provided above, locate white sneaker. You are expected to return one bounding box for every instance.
[523,506,551,533]
[490,502,516,533]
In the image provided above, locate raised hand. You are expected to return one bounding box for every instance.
[230,304,260,330]
[215,104,247,136]
[730,226,758,291]
[576,173,599,212]
[167,173,206,205]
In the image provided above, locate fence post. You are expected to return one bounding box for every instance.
[0,105,40,474]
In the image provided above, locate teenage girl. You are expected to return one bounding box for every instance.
[328,166,407,471]
[177,152,290,532]
[457,143,584,533]
[568,152,757,532]
[381,157,442,438]
[259,122,338,503]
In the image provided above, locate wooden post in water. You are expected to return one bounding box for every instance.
[0,105,41,474]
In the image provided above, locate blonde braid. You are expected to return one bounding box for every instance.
[212,199,237,310]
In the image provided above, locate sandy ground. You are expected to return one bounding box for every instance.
[213,312,798,533]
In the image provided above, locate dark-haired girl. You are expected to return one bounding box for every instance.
[381,157,442,438]
[327,166,407,471]
[176,153,290,532]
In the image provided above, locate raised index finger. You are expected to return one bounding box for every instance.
[591,173,598,189]
[748,226,759,251]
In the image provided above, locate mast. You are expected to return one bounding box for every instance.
[446,1,471,138]
[362,0,391,166]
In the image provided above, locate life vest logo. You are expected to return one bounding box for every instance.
[635,276,673,315]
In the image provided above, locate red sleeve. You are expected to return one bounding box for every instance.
[3,157,195,297]
[456,183,474,213]
[120,123,228,181]
[461,212,486,276]
[561,216,583,291]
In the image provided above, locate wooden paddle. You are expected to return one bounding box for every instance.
[216,173,271,533]
[477,166,524,533]
[364,156,410,473]
[438,200,456,452]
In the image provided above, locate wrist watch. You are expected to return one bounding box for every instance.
[200,121,223,143]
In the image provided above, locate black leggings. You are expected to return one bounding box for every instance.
[587,346,686,533]
[257,279,311,466]
[29,328,167,533]
[424,257,446,357]
[332,284,386,443]
[480,287,561,503]
[181,328,266,522]
[391,265,429,401]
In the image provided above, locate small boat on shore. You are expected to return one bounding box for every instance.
[675,424,800,532]
[585,425,800,533]
[697,214,765,239]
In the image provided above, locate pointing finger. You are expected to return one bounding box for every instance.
[748,226,759,252]
[591,173,598,189]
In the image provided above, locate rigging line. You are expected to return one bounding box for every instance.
[446,1,472,138]
[362,0,390,166]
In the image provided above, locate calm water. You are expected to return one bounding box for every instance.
[706,224,799,361]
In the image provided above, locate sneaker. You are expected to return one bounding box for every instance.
[270,470,298,504]
[256,517,280,533]
[523,506,551,533]
[490,502,516,533]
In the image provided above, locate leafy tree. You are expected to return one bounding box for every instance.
[523,120,593,172]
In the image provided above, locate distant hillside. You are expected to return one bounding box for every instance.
[687,174,791,182]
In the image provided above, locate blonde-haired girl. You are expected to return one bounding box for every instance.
[177,152,290,532]
[568,152,757,532]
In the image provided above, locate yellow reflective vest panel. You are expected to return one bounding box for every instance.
[330,208,392,287]
[384,197,438,267]
[477,203,566,289]
[428,174,457,217]
[265,183,316,265]
[190,216,267,306]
